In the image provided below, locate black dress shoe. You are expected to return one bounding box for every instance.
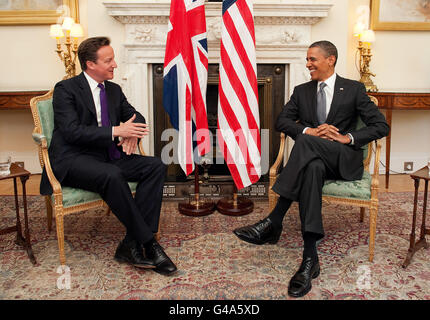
[145,241,178,276]
[233,218,282,245]
[288,256,320,298]
[114,240,156,269]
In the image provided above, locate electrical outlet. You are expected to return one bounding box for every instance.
[404,162,413,171]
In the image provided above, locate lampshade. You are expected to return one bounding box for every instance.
[62,17,75,31]
[70,24,84,38]
[50,24,64,38]
[361,29,375,43]
[353,22,365,37]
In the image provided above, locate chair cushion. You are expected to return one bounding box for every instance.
[53,182,139,208]
[36,98,55,147]
[322,171,371,200]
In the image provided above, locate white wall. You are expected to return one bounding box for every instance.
[352,0,430,173]
[0,0,429,175]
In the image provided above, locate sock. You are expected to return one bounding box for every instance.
[267,196,292,229]
[303,232,319,260]
[143,237,156,251]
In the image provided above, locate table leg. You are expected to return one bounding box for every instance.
[385,109,392,189]
[20,175,37,265]
[416,180,429,249]
[402,178,419,268]
[13,177,25,246]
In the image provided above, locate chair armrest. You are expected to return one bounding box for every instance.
[32,132,62,195]
[32,133,46,145]
[269,133,286,178]
[268,133,286,210]
[370,139,382,196]
[138,139,146,156]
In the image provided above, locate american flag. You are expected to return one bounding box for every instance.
[217,0,261,190]
[163,0,211,176]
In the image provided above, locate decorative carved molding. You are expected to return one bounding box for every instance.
[0,91,48,110]
[132,25,155,42]
[111,15,168,25]
[254,16,321,25]
[109,14,323,26]
[393,96,430,108]
[103,0,333,26]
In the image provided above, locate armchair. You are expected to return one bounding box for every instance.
[269,97,382,262]
[30,90,157,265]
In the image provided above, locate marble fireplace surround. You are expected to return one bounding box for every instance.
[103,0,333,154]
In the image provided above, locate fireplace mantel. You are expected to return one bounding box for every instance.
[102,0,333,155]
[103,0,333,61]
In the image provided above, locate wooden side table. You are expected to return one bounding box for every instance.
[402,166,430,268]
[0,162,37,265]
[368,92,430,189]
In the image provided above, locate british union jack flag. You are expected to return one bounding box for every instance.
[163,0,211,176]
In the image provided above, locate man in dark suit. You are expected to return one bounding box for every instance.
[233,41,389,297]
[40,37,177,276]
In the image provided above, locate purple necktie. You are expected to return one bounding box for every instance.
[98,83,121,160]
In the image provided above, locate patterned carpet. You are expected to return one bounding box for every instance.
[0,192,429,300]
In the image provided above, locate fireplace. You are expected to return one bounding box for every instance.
[152,63,286,184]
[103,0,333,198]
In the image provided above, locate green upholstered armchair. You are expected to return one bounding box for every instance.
[30,90,156,266]
[269,97,382,262]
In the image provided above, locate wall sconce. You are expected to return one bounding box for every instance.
[50,17,84,79]
[353,23,378,92]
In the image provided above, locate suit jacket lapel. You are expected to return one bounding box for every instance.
[105,81,117,125]
[325,74,346,124]
[77,73,97,118]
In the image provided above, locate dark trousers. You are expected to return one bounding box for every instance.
[272,134,354,239]
[61,153,166,245]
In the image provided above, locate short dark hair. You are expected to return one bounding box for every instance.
[309,40,338,66]
[78,37,111,71]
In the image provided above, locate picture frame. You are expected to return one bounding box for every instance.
[370,0,430,31]
[0,0,79,25]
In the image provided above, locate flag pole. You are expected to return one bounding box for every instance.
[178,165,215,216]
[216,183,254,216]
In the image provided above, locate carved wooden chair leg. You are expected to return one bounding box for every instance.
[368,207,377,262]
[56,213,66,266]
[360,207,365,223]
[45,196,53,232]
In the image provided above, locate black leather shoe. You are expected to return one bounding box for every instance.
[114,240,156,269]
[145,241,178,276]
[288,256,320,298]
[233,218,282,245]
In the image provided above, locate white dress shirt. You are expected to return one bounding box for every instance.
[83,71,104,127]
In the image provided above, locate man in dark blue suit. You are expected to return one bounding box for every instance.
[234,41,389,297]
[41,37,177,276]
